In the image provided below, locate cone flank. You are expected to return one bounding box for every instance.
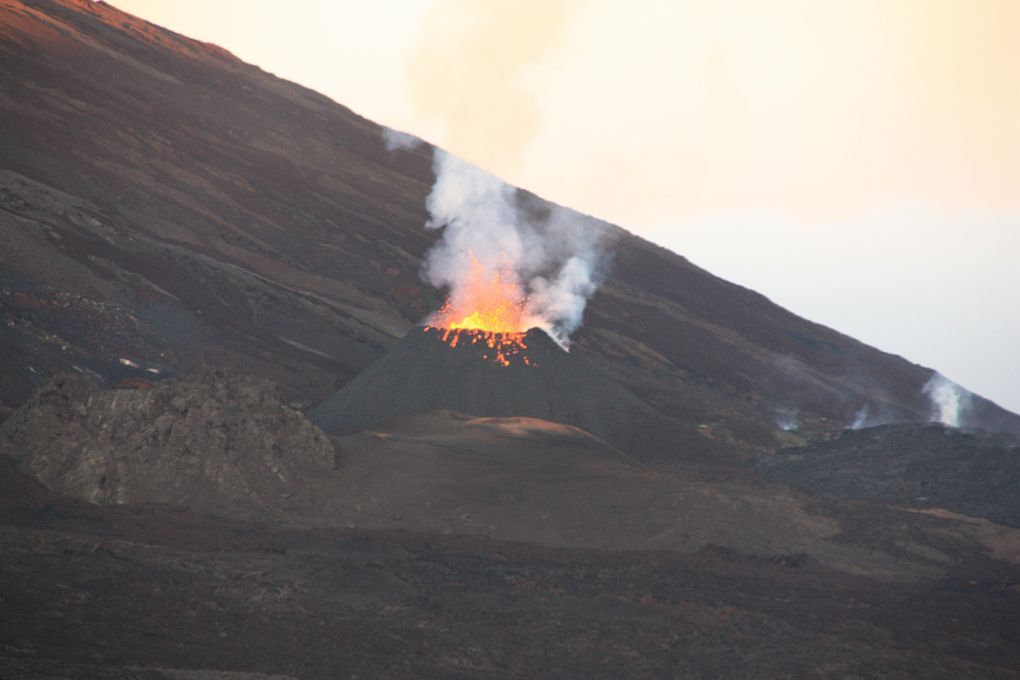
[309,326,719,464]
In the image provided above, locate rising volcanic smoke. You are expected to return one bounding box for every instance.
[422,151,606,348]
[923,373,970,427]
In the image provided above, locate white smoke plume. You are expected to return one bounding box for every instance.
[850,405,870,430]
[923,373,970,427]
[774,408,798,432]
[848,403,901,429]
[382,127,423,153]
[422,151,606,347]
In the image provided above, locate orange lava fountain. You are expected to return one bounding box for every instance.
[425,255,533,367]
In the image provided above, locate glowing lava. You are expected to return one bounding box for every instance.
[425,255,533,367]
[424,326,532,367]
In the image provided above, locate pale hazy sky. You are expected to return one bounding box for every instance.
[112,0,1019,414]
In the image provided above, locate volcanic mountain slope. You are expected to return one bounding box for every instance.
[4,4,1020,678]
[2,0,1017,445]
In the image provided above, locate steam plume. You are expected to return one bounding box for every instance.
[850,406,870,430]
[774,408,798,432]
[422,151,606,347]
[923,373,970,427]
[382,127,422,153]
[405,0,583,175]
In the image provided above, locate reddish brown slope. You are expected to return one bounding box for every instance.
[1,0,1017,445]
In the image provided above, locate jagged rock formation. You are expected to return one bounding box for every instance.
[0,372,335,518]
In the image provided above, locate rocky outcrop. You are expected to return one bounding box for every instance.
[0,372,335,518]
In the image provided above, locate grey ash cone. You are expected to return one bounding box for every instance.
[309,327,720,464]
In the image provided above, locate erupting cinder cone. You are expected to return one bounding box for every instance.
[309,327,721,464]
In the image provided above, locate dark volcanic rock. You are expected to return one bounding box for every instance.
[759,423,1020,526]
[310,327,722,464]
[0,372,335,518]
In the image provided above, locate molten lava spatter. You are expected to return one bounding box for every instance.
[423,326,532,367]
[425,254,534,367]
[428,255,527,332]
